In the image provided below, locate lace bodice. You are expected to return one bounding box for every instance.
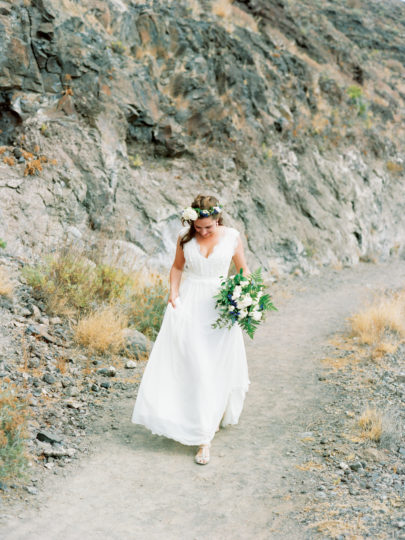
[179,225,240,279]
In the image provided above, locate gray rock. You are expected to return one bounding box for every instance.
[42,447,75,458]
[31,305,41,321]
[64,386,79,397]
[24,486,38,495]
[36,430,63,444]
[395,373,405,383]
[349,461,363,471]
[125,360,137,369]
[91,383,100,392]
[122,329,151,358]
[28,357,40,368]
[97,366,116,377]
[42,373,56,384]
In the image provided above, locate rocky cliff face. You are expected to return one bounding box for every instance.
[0,0,404,274]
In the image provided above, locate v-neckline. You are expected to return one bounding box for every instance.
[194,227,227,259]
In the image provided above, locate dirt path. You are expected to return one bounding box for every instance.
[2,260,405,540]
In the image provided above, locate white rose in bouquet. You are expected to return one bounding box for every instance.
[252,311,262,321]
[232,285,242,299]
[238,294,253,308]
[182,207,198,221]
[239,309,248,319]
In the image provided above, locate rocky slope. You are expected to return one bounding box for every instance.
[0,0,404,274]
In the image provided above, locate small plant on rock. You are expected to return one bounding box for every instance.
[110,41,126,54]
[0,267,13,297]
[346,85,367,118]
[129,154,143,168]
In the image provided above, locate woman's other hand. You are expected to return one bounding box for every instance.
[168,293,179,308]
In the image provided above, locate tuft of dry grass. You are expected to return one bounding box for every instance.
[0,266,14,297]
[74,306,128,353]
[212,0,233,18]
[357,407,383,442]
[348,292,405,346]
[0,385,29,482]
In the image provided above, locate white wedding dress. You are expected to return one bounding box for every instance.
[131,225,250,446]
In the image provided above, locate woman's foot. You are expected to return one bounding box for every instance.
[195,444,210,465]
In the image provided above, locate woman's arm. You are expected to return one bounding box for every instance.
[168,236,186,308]
[232,234,251,277]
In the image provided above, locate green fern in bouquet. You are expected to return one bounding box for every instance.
[212,268,277,339]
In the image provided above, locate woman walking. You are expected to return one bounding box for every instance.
[132,194,250,464]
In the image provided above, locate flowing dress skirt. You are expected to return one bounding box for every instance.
[131,274,250,446]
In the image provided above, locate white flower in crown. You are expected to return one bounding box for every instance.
[199,209,211,218]
[182,207,198,221]
[212,206,222,214]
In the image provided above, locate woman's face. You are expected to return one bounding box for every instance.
[194,216,218,237]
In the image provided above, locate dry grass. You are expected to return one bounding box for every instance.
[308,517,365,537]
[212,0,233,18]
[357,407,383,442]
[0,266,14,297]
[348,292,405,346]
[386,161,404,174]
[0,385,29,481]
[74,306,128,353]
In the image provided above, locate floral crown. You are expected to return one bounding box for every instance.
[181,204,223,221]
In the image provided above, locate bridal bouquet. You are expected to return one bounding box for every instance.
[212,268,277,339]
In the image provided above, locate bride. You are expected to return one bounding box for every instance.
[131,194,251,465]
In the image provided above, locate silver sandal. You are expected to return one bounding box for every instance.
[195,444,210,465]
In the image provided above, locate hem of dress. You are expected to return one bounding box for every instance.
[131,417,214,446]
[132,380,251,446]
[220,380,251,428]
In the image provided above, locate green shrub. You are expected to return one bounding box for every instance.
[347,85,367,117]
[23,250,134,315]
[0,239,6,249]
[0,386,29,483]
[127,278,169,340]
[110,41,126,54]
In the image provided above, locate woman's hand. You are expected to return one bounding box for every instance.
[168,292,179,308]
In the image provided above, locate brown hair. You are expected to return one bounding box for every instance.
[180,194,224,248]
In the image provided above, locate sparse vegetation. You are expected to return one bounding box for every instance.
[23,244,169,341]
[0,385,29,482]
[212,0,233,18]
[346,85,368,118]
[357,407,383,442]
[129,154,143,168]
[0,266,14,297]
[348,291,405,347]
[127,276,169,340]
[23,248,134,315]
[0,239,6,249]
[24,158,43,176]
[110,41,126,54]
[3,156,15,166]
[75,306,128,353]
[386,160,403,174]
